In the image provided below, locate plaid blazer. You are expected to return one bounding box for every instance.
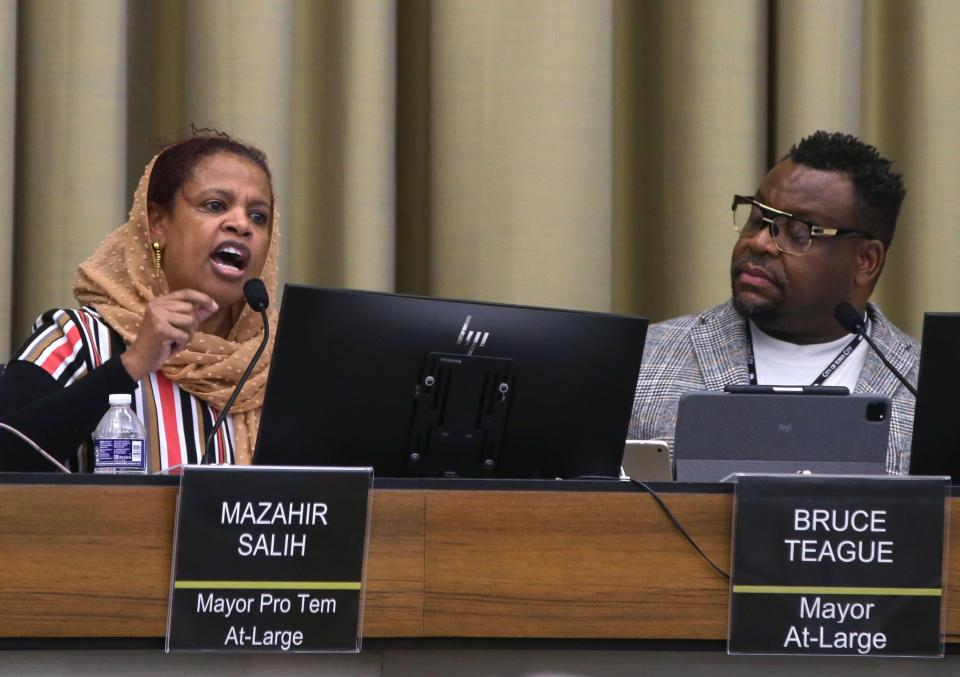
[628,300,920,475]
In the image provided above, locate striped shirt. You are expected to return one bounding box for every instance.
[14,307,236,471]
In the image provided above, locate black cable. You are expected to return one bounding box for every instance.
[630,478,730,581]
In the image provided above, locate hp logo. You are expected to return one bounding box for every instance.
[456,316,489,355]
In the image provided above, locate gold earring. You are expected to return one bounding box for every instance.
[152,242,163,277]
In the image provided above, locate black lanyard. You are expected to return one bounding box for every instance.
[745,321,865,386]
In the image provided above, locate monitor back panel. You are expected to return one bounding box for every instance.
[673,391,891,482]
[254,286,648,479]
[910,312,960,480]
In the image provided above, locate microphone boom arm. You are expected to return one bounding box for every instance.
[203,308,269,464]
[834,302,918,398]
[202,277,271,465]
[0,421,71,473]
[860,332,919,398]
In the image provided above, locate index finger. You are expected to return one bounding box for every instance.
[164,289,219,312]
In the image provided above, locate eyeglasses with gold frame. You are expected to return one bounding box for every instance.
[731,194,873,256]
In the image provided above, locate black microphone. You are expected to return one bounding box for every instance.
[244,278,270,312]
[203,279,270,464]
[834,302,917,397]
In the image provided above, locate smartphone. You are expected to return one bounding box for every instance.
[621,439,673,481]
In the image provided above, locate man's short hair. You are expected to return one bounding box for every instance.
[785,131,905,247]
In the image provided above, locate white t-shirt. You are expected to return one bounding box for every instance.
[749,319,870,391]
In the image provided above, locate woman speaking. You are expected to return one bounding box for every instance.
[0,133,279,471]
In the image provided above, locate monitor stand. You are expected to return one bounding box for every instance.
[405,352,514,477]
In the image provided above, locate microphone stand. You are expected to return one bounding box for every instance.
[857,331,918,398]
[203,302,270,465]
[834,302,918,398]
[0,421,71,473]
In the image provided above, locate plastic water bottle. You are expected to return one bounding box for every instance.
[93,393,148,474]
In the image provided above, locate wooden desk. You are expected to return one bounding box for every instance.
[0,478,955,642]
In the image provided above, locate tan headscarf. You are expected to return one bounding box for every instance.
[74,150,281,464]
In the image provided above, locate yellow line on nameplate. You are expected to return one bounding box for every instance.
[174,581,362,590]
[733,585,941,596]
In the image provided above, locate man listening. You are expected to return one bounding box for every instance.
[631,131,917,474]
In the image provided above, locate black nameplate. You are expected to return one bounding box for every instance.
[729,475,948,657]
[165,466,372,652]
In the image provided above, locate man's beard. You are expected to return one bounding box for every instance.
[730,255,785,322]
[732,293,780,322]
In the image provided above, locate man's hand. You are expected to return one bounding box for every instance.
[120,290,219,381]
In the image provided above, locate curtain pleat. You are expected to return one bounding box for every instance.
[0,0,15,357]
[288,0,397,292]
[126,0,185,194]
[183,0,294,284]
[863,0,960,331]
[772,0,862,159]
[13,0,127,346]
[430,0,613,311]
[614,0,768,321]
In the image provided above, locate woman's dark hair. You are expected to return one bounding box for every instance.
[147,132,273,210]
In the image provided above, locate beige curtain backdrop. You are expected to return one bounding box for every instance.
[0,0,13,356]
[1,0,959,358]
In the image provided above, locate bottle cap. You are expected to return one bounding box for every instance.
[108,393,132,406]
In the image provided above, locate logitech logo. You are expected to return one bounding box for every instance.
[456,316,489,356]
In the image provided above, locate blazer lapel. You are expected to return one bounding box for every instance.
[856,303,920,396]
[689,301,751,390]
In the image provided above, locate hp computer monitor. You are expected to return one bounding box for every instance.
[910,312,960,481]
[253,285,648,479]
